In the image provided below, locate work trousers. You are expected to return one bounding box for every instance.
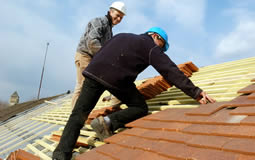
[53,77,148,159]
[71,52,92,108]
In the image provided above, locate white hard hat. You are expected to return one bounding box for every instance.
[110,1,126,15]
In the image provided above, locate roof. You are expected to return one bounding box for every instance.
[0,94,68,159]
[0,94,64,122]
[77,93,255,159]
[1,56,255,159]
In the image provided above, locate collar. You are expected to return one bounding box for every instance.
[106,11,113,27]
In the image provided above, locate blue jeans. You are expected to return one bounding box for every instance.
[52,77,148,159]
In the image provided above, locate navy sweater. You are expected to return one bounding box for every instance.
[83,33,202,99]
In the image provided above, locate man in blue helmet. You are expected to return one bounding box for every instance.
[53,27,215,159]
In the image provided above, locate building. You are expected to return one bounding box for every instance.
[9,91,19,106]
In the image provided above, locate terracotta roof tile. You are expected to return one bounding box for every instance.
[205,108,245,124]
[186,134,231,150]
[126,119,190,131]
[154,141,192,159]
[213,125,255,138]
[178,64,193,76]
[178,65,192,77]
[223,138,255,155]
[120,128,191,143]
[95,143,172,160]
[182,124,218,135]
[142,108,190,119]
[142,108,196,121]
[6,149,40,160]
[183,61,199,72]
[75,146,114,160]
[142,108,210,124]
[238,84,255,93]
[248,93,255,99]
[186,102,227,116]
[230,106,255,116]
[225,95,255,107]
[134,150,173,160]
[238,154,255,160]
[190,148,239,160]
[240,116,255,125]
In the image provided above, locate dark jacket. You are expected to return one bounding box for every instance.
[83,33,202,99]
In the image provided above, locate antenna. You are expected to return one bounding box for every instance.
[37,42,50,99]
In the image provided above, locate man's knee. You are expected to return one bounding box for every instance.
[138,103,148,116]
[69,111,87,127]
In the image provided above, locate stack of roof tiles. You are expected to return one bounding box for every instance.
[178,61,199,77]
[137,75,171,100]
[76,78,255,160]
[138,61,198,100]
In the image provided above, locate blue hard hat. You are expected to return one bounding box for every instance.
[146,27,170,51]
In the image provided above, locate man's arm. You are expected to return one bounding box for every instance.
[87,18,106,54]
[149,47,215,103]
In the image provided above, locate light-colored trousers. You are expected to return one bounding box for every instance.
[71,52,92,108]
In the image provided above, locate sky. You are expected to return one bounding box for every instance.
[0,0,255,103]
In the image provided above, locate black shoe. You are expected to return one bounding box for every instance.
[90,116,113,141]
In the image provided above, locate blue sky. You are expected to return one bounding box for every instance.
[0,0,255,102]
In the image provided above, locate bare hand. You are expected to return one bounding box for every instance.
[197,91,216,104]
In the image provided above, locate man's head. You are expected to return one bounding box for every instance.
[109,1,126,25]
[146,27,170,52]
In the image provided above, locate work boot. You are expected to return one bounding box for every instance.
[90,116,113,141]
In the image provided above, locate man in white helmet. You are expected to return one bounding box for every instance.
[71,1,126,109]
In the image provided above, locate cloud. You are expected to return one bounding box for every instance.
[215,9,255,58]
[74,1,108,31]
[155,0,206,32]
